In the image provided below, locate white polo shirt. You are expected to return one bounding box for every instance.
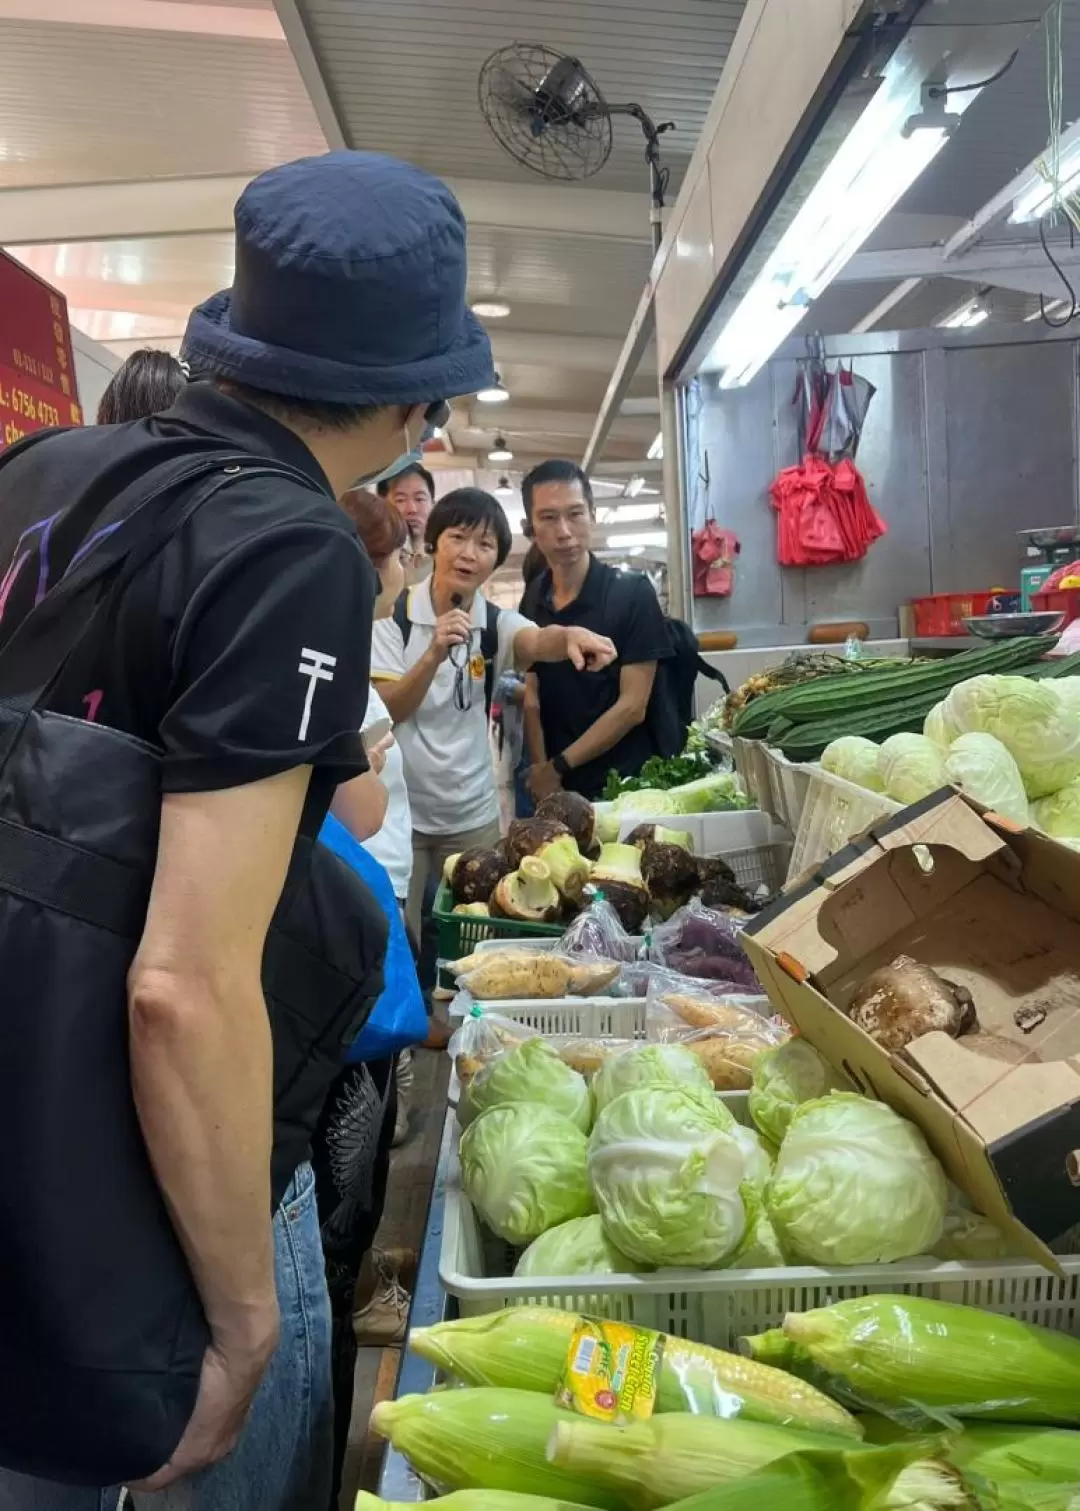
[371,578,532,835]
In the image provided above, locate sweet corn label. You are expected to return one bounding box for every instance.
[555,1318,664,1422]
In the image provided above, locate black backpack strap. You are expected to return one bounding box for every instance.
[695,654,730,693]
[482,597,501,717]
[0,451,320,721]
[392,588,412,649]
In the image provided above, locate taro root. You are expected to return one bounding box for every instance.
[535,790,597,854]
[695,855,759,913]
[450,845,510,906]
[640,840,699,921]
[505,816,590,901]
[452,902,491,917]
[589,842,650,933]
[625,823,693,853]
[489,856,560,923]
[849,955,977,1053]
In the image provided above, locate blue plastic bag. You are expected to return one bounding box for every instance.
[319,813,427,1061]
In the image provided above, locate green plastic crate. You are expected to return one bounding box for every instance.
[433,881,564,966]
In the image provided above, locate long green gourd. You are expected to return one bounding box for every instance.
[733,636,1057,739]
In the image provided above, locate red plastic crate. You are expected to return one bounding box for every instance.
[910,592,996,637]
[1033,588,1080,625]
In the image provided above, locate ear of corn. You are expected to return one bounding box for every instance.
[355,1493,599,1511]
[409,1307,860,1438]
[782,1297,1080,1426]
[945,1423,1080,1486]
[369,1389,623,1510]
[545,1412,858,1511]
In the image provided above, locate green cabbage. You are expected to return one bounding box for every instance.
[460,1104,594,1245]
[727,1210,787,1269]
[820,736,884,791]
[923,701,955,749]
[749,1039,842,1145]
[730,1122,773,1188]
[461,1037,592,1132]
[587,1087,751,1268]
[940,675,1080,799]
[766,1093,947,1265]
[590,1042,718,1117]
[1033,779,1080,841]
[666,771,746,814]
[943,732,1029,827]
[879,733,948,805]
[515,1214,636,1278]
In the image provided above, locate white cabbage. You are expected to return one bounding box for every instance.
[1032,779,1080,841]
[590,1042,718,1117]
[766,1093,947,1265]
[820,736,884,792]
[588,1087,750,1268]
[943,732,1029,827]
[879,733,948,805]
[749,1039,842,1145]
[459,1104,593,1245]
[940,675,1080,799]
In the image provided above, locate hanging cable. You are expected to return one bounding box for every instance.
[928,50,1019,98]
[1037,213,1079,325]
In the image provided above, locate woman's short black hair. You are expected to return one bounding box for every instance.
[97,348,186,425]
[425,487,513,569]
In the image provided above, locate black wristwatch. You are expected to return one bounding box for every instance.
[552,752,572,779]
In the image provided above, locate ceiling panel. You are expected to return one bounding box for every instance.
[300,0,745,192]
[467,226,652,336]
[0,20,325,186]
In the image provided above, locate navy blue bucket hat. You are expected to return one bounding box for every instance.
[182,151,495,406]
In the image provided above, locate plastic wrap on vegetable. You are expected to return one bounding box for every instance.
[645,971,786,1090]
[448,1008,631,1108]
[560,896,642,963]
[648,899,762,989]
[449,949,621,1000]
[757,1295,1080,1426]
[590,1040,718,1115]
[455,1033,593,1131]
[409,1307,862,1437]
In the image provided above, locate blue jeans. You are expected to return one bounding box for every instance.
[0,1163,332,1511]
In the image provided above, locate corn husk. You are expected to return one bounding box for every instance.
[409,1308,860,1438]
[781,1297,1080,1426]
[947,1423,1080,1485]
[545,1413,859,1510]
[355,1494,597,1511]
[661,1443,965,1511]
[369,1389,622,1510]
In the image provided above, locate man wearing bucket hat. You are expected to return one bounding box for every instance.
[0,152,498,1511]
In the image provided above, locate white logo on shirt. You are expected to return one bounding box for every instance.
[297,647,337,741]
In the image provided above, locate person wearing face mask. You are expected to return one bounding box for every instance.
[0,151,497,1511]
[371,487,618,951]
[378,461,435,583]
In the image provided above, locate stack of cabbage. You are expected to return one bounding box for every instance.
[821,671,1080,839]
[456,1035,989,1273]
[369,1293,1080,1511]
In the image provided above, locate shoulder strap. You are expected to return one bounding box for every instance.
[392,588,412,649]
[0,451,319,720]
[482,598,501,717]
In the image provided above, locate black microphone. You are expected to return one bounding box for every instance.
[450,592,463,607]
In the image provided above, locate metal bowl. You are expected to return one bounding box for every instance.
[963,611,1065,640]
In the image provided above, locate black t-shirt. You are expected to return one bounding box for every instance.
[521,555,671,799]
[0,383,374,837]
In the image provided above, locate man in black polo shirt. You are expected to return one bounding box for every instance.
[0,151,496,1511]
[521,459,672,802]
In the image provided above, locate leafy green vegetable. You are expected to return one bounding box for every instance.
[879,733,948,805]
[603,751,717,799]
[820,736,884,791]
[461,1037,593,1132]
[940,675,1080,799]
[514,1214,635,1278]
[749,1040,842,1146]
[943,732,1029,826]
[587,1086,751,1267]
[591,1043,719,1116]
[766,1093,948,1265]
[460,1104,594,1245]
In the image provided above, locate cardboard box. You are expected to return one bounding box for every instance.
[741,791,1080,1269]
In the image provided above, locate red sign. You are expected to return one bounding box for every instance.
[0,250,82,453]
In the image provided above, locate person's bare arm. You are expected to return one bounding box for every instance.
[562,661,656,769]
[523,671,547,766]
[128,765,310,1487]
[330,734,393,841]
[513,623,616,672]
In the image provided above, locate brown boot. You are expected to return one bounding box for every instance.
[352,1248,416,1347]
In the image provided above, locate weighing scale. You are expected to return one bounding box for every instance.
[1018,525,1080,610]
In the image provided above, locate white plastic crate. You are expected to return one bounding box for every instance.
[440,1108,1080,1344]
[786,763,900,881]
[449,995,646,1034]
[732,741,813,833]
